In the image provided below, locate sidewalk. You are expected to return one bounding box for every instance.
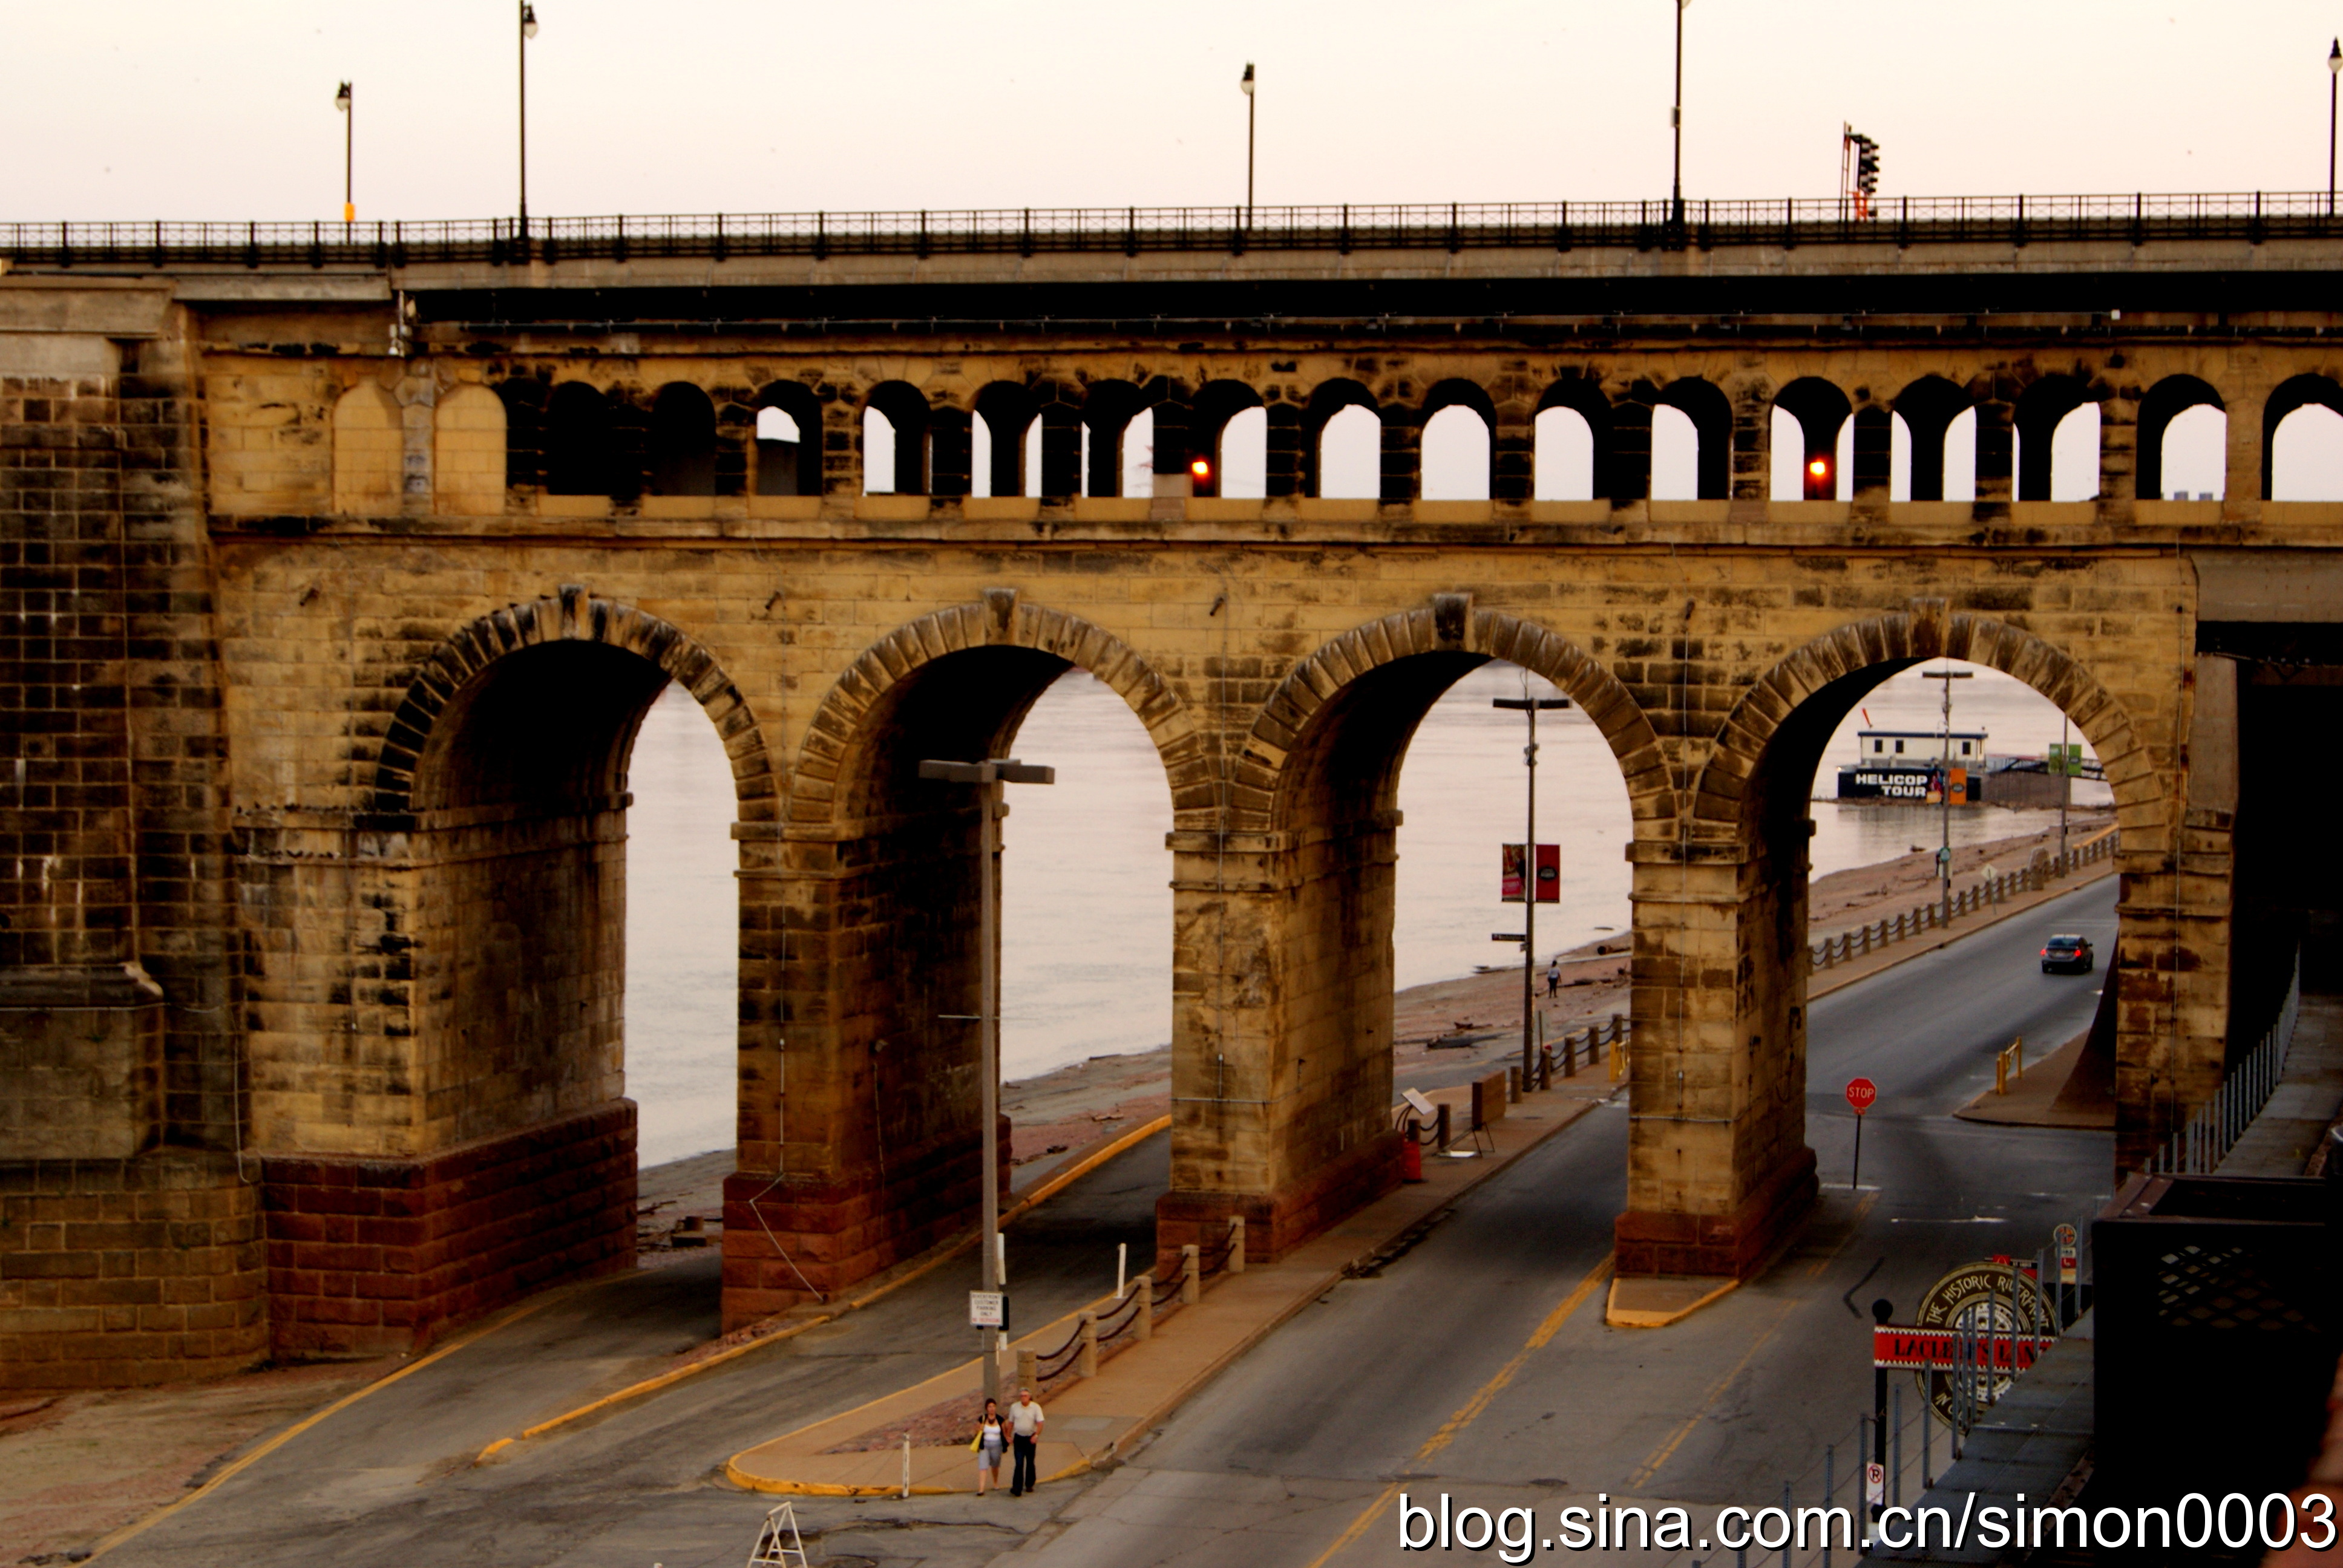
[2219,992,2343,1177]
[725,1078,1619,1496]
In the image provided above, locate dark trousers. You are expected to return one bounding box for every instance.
[1011,1433,1038,1493]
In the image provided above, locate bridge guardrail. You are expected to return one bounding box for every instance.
[2149,947,2302,1177]
[1808,831,2115,976]
[5,191,2341,272]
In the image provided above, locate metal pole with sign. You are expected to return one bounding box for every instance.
[1495,693,1568,1083]
[1844,1077,1876,1189]
[920,756,1055,1405]
[1922,668,1973,921]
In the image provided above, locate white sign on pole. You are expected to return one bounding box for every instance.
[1401,1088,1438,1120]
[969,1290,1005,1328]
[1866,1462,1886,1509]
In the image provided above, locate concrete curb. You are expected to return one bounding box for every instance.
[474,1114,1175,1462]
[1604,1274,1740,1329]
[723,1089,1614,1497]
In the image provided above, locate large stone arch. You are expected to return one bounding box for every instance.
[786,587,1201,828]
[1156,598,1667,1272]
[1234,598,1675,836]
[1691,602,2156,838]
[739,590,1196,1324]
[370,583,775,822]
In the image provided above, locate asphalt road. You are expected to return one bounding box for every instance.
[1011,878,2120,1568]
[95,881,2116,1568]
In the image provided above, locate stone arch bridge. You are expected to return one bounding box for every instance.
[4,200,2338,1386]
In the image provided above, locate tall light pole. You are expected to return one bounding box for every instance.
[1670,0,1691,226]
[919,755,1055,1406]
[1922,668,1973,922]
[1495,691,1570,1084]
[519,3,540,234]
[1240,63,1257,227]
[2328,39,2340,216]
[333,82,353,224]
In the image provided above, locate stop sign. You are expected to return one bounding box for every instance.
[1845,1077,1878,1114]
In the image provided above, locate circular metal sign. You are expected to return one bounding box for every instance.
[1910,1260,2056,1425]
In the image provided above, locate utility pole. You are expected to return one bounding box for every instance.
[1240,64,1257,227]
[1495,691,1570,1083]
[334,83,353,224]
[519,3,540,234]
[2329,39,2341,216]
[919,756,1054,1405]
[1922,668,1973,921]
[1670,0,1691,226]
[2057,714,2071,869]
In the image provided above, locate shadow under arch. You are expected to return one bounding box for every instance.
[759,592,1199,1315]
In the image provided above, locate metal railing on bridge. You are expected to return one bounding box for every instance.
[7,191,2342,273]
[2149,949,2303,1177]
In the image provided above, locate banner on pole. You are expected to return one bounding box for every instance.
[1501,844,1561,903]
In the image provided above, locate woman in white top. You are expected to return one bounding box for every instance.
[972,1397,1006,1494]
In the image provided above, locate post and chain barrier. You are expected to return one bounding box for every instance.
[1809,832,2114,975]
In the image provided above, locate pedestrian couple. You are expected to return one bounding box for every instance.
[972,1388,1045,1496]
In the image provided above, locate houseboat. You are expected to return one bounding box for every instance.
[1836,728,1986,803]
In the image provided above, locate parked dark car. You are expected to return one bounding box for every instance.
[2040,933,2094,973]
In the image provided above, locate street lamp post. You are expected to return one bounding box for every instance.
[2328,39,2340,215]
[918,755,1055,1406]
[519,2,540,234]
[1495,692,1570,1084]
[1922,668,1973,921]
[1670,0,1691,226]
[333,82,353,224]
[1240,64,1256,227]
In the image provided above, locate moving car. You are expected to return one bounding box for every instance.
[2040,933,2094,974]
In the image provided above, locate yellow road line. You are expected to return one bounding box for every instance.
[1302,1253,1614,1568]
[86,1287,573,1561]
[1625,1296,1801,1491]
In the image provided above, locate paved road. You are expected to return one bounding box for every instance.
[102,1140,1168,1568]
[1010,878,2120,1567]
[99,882,2114,1567]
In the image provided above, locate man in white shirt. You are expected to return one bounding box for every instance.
[1006,1386,1044,1495]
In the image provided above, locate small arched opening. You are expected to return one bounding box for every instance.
[1891,376,1972,501]
[1306,380,1380,500]
[649,383,716,497]
[1656,377,1731,500]
[753,382,822,497]
[2135,376,2225,501]
[1419,381,1495,501]
[1774,378,1853,500]
[863,382,931,495]
[1535,377,1608,502]
[2263,375,2343,500]
[545,382,614,496]
[2013,375,2097,501]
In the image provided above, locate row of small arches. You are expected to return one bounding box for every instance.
[330,371,2343,514]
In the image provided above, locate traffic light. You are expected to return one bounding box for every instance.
[1843,129,1881,219]
[1188,454,1215,495]
[1805,452,1835,500]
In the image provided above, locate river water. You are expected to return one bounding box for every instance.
[623,659,2110,1165]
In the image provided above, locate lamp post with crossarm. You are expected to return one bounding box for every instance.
[1495,693,1570,1083]
[919,756,1054,1405]
[519,2,540,234]
[333,82,353,224]
[1922,668,1973,921]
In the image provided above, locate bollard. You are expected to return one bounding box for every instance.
[1135,1280,1153,1341]
[1017,1347,1037,1390]
[1435,1102,1450,1152]
[1561,1031,1578,1078]
[1228,1215,1245,1274]
[1181,1243,1201,1304]
[902,1431,912,1499]
[1077,1312,1097,1378]
[1507,1065,1521,1103]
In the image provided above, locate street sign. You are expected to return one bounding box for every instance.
[1866,1462,1886,1509]
[1844,1078,1878,1114]
[969,1290,1005,1329]
[1872,1324,2045,1373]
[2055,1224,2079,1284]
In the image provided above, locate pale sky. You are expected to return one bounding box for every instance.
[5,2,2341,221]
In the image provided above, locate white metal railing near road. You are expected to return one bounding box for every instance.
[2155,951,2304,1177]
[1808,832,2115,975]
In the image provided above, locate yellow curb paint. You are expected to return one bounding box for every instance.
[481,1116,1176,1459]
[1602,1275,1740,1330]
[85,1285,575,1561]
[1301,1253,1615,1568]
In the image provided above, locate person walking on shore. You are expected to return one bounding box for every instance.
[1007,1386,1045,1496]
[1545,959,1561,998]
[972,1397,1006,1495]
